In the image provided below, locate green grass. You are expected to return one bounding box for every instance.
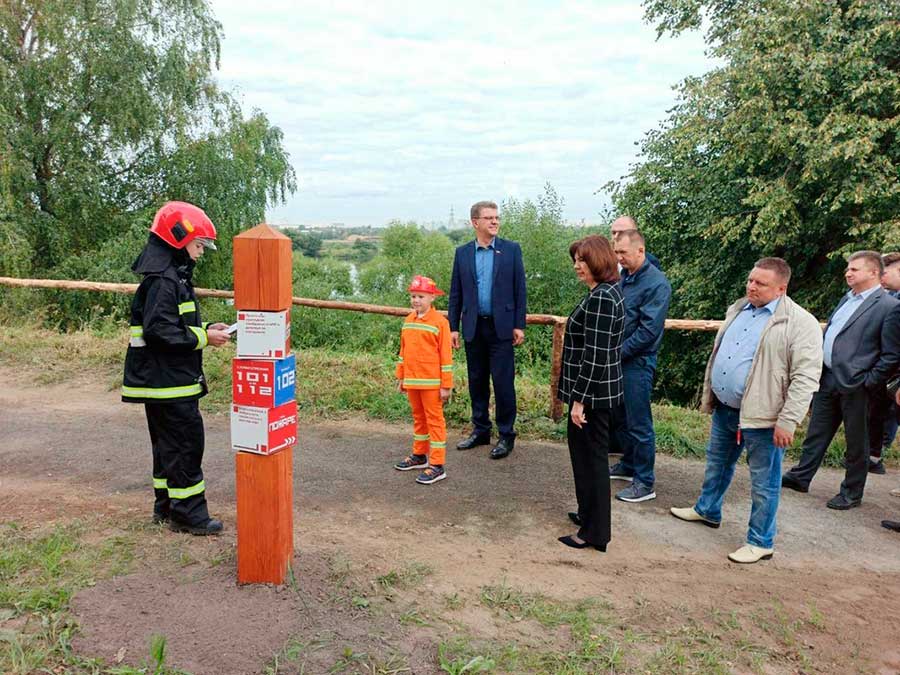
[0,519,195,674]
[0,522,135,617]
[376,561,434,592]
[479,581,611,634]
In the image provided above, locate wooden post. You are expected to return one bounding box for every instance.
[549,319,566,422]
[233,224,293,311]
[232,224,295,585]
[236,447,294,583]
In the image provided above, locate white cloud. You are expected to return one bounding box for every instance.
[210,0,715,225]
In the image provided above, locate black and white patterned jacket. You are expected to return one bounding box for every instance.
[557,282,625,409]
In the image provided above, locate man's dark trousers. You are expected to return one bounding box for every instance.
[465,316,516,440]
[867,385,898,459]
[615,356,656,486]
[786,368,870,500]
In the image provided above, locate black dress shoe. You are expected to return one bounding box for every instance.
[869,459,886,475]
[882,520,900,532]
[558,535,605,552]
[781,473,809,493]
[170,518,224,536]
[456,433,491,450]
[568,512,582,526]
[490,437,514,459]
[826,493,861,510]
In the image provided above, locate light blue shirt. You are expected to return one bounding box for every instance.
[822,286,879,368]
[711,297,781,408]
[475,238,495,316]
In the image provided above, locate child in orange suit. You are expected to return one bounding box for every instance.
[394,275,453,484]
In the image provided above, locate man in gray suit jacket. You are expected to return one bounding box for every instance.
[783,251,900,509]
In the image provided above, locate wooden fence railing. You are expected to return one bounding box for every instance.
[0,276,724,420]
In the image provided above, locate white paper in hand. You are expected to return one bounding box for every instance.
[225,322,238,335]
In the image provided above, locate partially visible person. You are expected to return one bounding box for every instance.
[393,275,453,485]
[783,251,900,510]
[557,235,625,553]
[866,252,900,475]
[883,384,900,531]
[609,216,661,270]
[670,258,823,563]
[122,201,231,535]
[881,252,900,298]
[448,201,527,460]
[608,230,671,503]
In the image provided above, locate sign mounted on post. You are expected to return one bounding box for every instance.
[230,400,298,456]
[232,355,296,408]
[234,310,291,359]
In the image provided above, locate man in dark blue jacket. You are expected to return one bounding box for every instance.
[611,216,661,270]
[448,200,527,459]
[609,230,671,502]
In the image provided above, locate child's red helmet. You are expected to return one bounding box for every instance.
[408,275,445,296]
[150,201,217,250]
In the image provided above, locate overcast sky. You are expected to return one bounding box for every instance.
[209,1,714,226]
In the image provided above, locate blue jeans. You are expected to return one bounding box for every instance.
[885,414,899,451]
[616,357,656,486]
[695,404,784,549]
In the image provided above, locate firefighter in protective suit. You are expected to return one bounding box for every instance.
[122,201,230,535]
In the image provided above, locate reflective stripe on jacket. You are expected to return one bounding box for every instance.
[122,245,209,404]
[395,307,453,390]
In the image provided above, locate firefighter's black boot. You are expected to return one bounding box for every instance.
[170,518,223,536]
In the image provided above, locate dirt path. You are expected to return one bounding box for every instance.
[2,369,899,674]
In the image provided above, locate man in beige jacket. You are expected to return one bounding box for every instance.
[670,258,823,563]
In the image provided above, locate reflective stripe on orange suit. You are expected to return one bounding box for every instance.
[396,307,452,465]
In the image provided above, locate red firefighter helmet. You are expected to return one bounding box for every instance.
[150,201,217,250]
[407,275,445,296]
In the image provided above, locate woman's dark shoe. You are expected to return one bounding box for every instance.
[558,535,607,552]
[567,512,582,526]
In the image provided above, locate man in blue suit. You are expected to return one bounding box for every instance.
[448,200,527,459]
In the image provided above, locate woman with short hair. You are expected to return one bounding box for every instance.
[556,235,625,552]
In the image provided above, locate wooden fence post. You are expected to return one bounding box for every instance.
[549,319,566,422]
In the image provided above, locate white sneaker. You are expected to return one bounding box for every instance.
[890,488,900,498]
[728,544,773,564]
[669,506,720,529]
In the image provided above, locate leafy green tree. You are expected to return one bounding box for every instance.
[501,184,595,318]
[0,0,296,295]
[500,184,602,367]
[446,228,470,245]
[293,256,352,298]
[380,221,423,262]
[608,0,900,402]
[285,230,324,258]
[360,222,454,305]
[351,238,378,263]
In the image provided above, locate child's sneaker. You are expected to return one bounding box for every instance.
[416,465,446,485]
[395,454,428,471]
